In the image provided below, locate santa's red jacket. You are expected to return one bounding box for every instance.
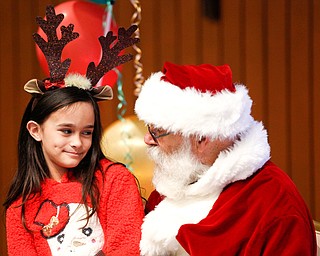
[141,122,317,255]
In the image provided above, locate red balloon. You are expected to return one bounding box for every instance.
[36,0,120,87]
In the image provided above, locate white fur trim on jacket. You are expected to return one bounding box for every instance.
[140,121,270,256]
[135,72,254,139]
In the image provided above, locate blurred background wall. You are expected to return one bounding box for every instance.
[0,0,319,254]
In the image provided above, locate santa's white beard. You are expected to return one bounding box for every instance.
[147,139,209,200]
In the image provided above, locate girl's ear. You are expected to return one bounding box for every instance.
[26,121,42,141]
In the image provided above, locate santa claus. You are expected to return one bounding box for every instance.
[135,62,316,255]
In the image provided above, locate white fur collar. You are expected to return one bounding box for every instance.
[185,121,270,197]
[140,121,270,256]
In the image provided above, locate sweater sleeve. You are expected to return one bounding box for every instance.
[102,165,144,256]
[6,206,38,256]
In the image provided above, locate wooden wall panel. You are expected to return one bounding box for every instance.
[244,0,264,121]
[312,0,320,219]
[221,0,242,80]
[266,0,289,173]
[159,0,179,64]
[201,10,220,65]
[0,1,18,254]
[138,0,156,78]
[0,1,319,254]
[289,0,313,206]
[16,1,38,119]
[178,0,202,64]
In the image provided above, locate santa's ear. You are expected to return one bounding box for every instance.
[196,136,210,153]
[26,121,42,141]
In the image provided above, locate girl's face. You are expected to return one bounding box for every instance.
[27,102,95,181]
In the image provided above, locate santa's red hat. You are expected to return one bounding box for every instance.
[135,62,254,139]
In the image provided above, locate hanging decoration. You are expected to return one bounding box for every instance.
[130,0,145,96]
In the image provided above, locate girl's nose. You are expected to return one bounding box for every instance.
[70,134,82,148]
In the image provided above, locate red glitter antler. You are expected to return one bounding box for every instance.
[86,25,139,86]
[33,5,79,83]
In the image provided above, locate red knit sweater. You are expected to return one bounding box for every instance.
[6,159,144,256]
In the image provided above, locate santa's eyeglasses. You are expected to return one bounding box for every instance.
[147,125,171,144]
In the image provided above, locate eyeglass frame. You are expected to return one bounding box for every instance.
[147,125,171,144]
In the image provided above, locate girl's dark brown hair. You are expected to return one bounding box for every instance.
[3,87,103,230]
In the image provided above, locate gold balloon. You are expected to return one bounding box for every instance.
[101,115,154,199]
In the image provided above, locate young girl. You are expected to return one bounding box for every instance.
[3,5,144,256]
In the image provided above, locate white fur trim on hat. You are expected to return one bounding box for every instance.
[135,72,254,138]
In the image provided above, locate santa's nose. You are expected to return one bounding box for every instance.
[144,132,157,146]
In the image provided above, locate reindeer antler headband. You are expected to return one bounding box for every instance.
[24,5,140,101]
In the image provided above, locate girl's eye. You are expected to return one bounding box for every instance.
[60,129,72,134]
[82,130,93,136]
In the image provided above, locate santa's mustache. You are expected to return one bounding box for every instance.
[146,141,209,199]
